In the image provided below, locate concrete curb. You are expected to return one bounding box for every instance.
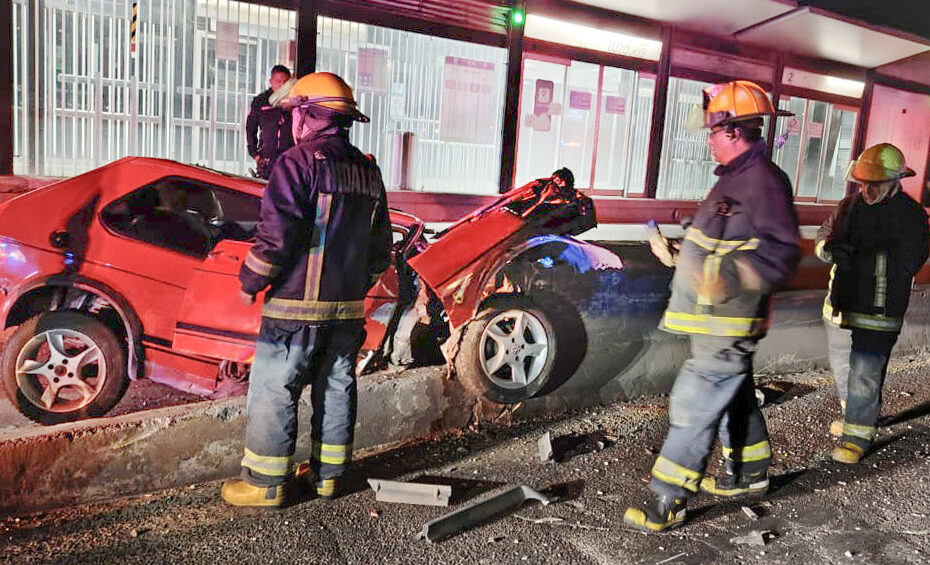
[0,366,473,516]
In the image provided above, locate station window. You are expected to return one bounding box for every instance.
[315,17,507,194]
[656,77,716,200]
[773,97,857,202]
[514,57,654,194]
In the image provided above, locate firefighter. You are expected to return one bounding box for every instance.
[246,65,295,179]
[625,81,801,532]
[222,72,392,507]
[816,143,929,464]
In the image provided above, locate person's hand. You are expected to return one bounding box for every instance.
[239,290,256,306]
[649,232,678,267]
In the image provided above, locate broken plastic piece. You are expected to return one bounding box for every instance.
[418,485,550,542]
[538,432,553,462]
[367,478,451,507]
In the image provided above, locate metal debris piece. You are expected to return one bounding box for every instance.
[514,515,564,525]
[367,478,451,507]
[729,530,771,546]
[538,432,553,462]
[418,485,550,543]
[741,506,759,520]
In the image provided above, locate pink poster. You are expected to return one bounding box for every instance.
[216,22,239,61]
[808,122,823,139]
[605,95,626,114]
[534,80,554,115]
[440,56,496,144]
[569,90,592,111]
[357,47,389,93]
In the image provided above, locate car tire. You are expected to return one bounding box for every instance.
[455,295,580,404]
[1,311,128,425]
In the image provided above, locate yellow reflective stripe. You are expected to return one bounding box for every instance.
[244,250,281,278]
[311,442,352,465]
[685,228,760,253]
[843,311,902,332]
[815,239,828,261]
[843,422,876,441]
[663,311,767,337]
[652,456,701,493]
[723,441,771,463]
[874,252,887,309]
[262,298,365,321]
[241,448,292,477]
[305,193,333,301]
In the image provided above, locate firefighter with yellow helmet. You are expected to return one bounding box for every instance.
[817,143,929,464]
[626,80,801,532]
[222,72,392,507]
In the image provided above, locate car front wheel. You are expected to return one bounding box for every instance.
[1,311,128,425]
[455,296,577,404]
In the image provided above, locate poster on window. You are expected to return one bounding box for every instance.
[440,56,496,144]
[605,96,626,114]
[357,47,389,94]
[216,22,239,61]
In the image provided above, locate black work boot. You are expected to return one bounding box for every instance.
[624,494,687,532]
[700,472,769,497]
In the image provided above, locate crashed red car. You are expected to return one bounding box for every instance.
[0,157,619,424]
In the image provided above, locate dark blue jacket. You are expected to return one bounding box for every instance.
[240,127,392,323]
[246,89,294,160]
[663,141,801,338]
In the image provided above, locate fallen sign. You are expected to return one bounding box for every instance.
[367,478,452,506]
[418,485,550,542]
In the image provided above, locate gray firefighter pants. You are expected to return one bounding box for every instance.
[240,317,365,487]
[649,334,771,500]
[841,329,898,450]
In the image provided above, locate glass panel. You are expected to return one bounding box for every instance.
[13,0,296,176]
[559,61,599,187]
[656,77,716,200]
[514,58,567,188]
[818,107,856,201]
[773,97,808,189]
[316,17,507,194]
[593,68,654,193]
[796,100,830,198]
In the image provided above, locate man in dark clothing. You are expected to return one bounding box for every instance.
[246,65,295,179]
[625,80,801,533]
[222,72,392,508]
[816,143,929,464]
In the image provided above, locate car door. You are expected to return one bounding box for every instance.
[172,210,422,363]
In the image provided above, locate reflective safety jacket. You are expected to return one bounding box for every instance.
[662,141,801,338]
[816,190,929,333]
[239,126,393,323]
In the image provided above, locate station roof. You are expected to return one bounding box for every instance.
[570,0,930,70]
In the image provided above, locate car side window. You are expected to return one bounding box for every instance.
[100,177,259,258]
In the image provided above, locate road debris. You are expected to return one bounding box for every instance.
[538,432,553,463]
[741,506,759,520]
[656,553,688,565]
[367,478,452,506]
[729,530,772,546]
[418,485,550,542]
[369,508,381,518]
[513,515,563,525]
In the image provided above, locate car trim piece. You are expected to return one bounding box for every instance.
[174,322,258,343]
[418,485,550,542]
[367,478,452,506]
[141,334,172,348]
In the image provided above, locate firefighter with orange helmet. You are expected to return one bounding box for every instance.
[222,72,392,507]
[625,80,801,532]
[817,143,929,464]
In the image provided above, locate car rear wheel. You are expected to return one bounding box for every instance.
[455,296,574,404]
[1,311,128,425]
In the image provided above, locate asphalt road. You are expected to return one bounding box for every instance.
[4,353,930,564]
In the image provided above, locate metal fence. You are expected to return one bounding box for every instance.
[12,0,296,177]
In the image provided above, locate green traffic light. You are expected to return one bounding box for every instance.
[511,10,525,26]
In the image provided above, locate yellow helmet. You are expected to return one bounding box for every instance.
[271,72,369,123]
[703,80,792,128]
[845,143,915,183]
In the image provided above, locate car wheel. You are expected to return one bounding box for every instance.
[1,311,128,425]
[455,296,577,404]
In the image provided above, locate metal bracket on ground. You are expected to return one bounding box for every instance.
[367,478,452,506]
[418,485,550,542]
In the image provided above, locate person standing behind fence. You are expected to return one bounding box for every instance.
[816,143,929,464]
[246,65,295,179]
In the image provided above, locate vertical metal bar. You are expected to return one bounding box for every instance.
[498,0,525,193]
[766,52,784,159]
[850,70,874,197]
[0,0,13,174]
[645,26,671,199]
[297,0,318,76]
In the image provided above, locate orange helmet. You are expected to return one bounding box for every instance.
[271,72,369,123]
[703,80,792,128]
[845,143,915,183]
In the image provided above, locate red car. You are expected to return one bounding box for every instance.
[0,158,617,424]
